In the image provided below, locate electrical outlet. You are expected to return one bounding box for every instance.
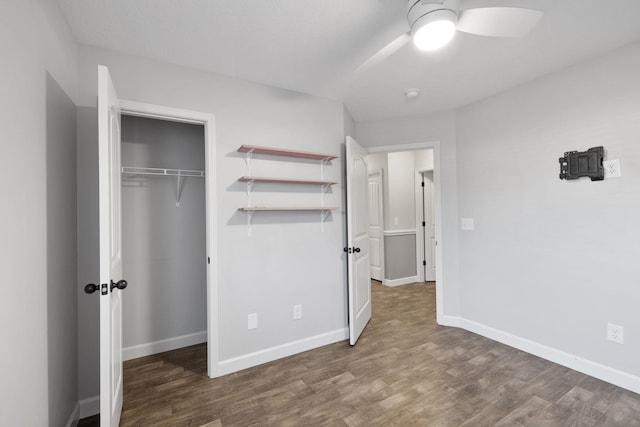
[607,323,624,344]
[293,304,302,320]
[248,313,258,330]
[461,218,474,231]
[603,159,621,179]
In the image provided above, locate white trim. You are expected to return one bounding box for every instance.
[123,331,207,361]
[383,229,416,236]
[447,316,640,394]
[217,329,348,376]
[119,99,220,378]
[79,395,100,419]
[364,141,444,324]
[383,276,419,287]
[368,142,433,153]
[65,402,80,427]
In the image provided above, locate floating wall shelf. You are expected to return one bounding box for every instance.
[238,207,339,212]
[239,176,337,186]
[238,144,337,161]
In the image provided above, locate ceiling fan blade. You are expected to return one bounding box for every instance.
[356,33,410,72]
[457,7,543,38]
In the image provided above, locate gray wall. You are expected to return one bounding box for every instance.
[46,74,78,427]
[121,116,207,348]
[456,41,640,378]
[0,1,78,426]
[76,45,347,402]
[384,234,417,280]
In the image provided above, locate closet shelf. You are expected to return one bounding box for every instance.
[121,166,205,177]
[239,176,337,186]
[238,144,337,161]
[121,166,205,207]
[238,207,339,212]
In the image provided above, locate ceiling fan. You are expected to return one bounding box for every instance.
[357,0,544,71]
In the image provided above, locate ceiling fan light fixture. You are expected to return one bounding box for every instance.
[411,9,457,51]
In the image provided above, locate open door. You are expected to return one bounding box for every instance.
[345,136,372,345]
[98,65,126,427]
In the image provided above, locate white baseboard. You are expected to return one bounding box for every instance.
[217,328,348,376]
[448,316,640,394]
[79,395,100,419]
[123,331,207,361]
[383,275,419,287]
[65,401,80,427]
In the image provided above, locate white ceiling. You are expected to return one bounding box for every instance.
[56,0,640,121]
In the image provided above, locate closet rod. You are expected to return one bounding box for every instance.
[121,166,205,177]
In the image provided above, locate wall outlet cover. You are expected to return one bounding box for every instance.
[607,323,624,344]
[248,313,258,330]
[461,218,474,231]
[603,159,621,179]
[293,304,302,320]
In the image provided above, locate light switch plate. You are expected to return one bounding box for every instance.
[461,218,474,231]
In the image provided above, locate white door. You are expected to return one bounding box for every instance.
[346,136,372,345]
[98,65,125,427]
[422,172,436,281]
[368,171,384,281]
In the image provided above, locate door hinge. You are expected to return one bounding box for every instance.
[423,260,426,266]
[207,256,210,264]
[421,181,425,187]
[422,221,425,227]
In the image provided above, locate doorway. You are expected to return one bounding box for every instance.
[365,142,444,323]
[119,100,219,377]
[120,115,206,363]
[366,149,436,286]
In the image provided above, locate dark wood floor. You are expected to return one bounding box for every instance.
[79,281,640,426]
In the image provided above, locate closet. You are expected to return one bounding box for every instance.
[120,115,207,359]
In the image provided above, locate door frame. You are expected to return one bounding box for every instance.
[367,141,444,324]
[119,99,220,378]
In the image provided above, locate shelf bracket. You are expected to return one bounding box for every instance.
[244,149,254,176]
[320,158,329,181]
[321,209,330,232]
[246,210,253,237]
[246,180,253,208]
[175,174,183,207]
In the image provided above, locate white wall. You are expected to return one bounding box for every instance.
[356,111,461,315]
[76,45,348,403]
[0,1,78,426]
[456,41,640,383]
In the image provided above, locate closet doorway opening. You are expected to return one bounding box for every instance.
[119,100,219,378]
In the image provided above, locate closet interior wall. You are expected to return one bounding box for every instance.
[120,115,207,356]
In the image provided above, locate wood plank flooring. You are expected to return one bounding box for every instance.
[79,281,640,426]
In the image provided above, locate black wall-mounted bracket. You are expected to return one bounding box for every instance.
[559,146,604,181]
